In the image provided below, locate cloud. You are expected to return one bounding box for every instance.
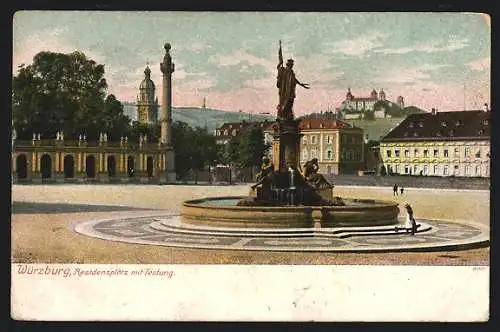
[209,49,275,70]
[376,37,470,54]
[324,32,387,56]
[12,27,107,74]
[374,64,452,85]
[466,57,490,71]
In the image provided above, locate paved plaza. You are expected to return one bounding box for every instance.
[11,184,490,265]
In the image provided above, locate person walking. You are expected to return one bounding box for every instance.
[393,184,398,196]
[400,186,404,195]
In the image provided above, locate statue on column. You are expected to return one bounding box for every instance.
[276,40,310,120]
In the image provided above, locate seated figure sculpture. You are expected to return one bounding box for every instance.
[300,158,333,190]
[250,156,276,201]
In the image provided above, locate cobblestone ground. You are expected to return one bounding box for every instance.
[11,184,489,265]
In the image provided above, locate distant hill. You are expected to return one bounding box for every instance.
[345,117,406,141]
[403,105,427,115]
[121,102,274,132]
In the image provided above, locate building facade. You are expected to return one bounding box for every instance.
[136,65,159,124]
[12,134,169,183]
[297,119,364,175]
[380,110,490,177]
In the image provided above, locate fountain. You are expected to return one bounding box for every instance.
[74,41,488,253]
[180,41,400,230]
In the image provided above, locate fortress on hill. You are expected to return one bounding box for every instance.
[337,88,405,120]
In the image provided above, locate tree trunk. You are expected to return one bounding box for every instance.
[195,169,198,184]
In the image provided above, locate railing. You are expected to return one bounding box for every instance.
[13,140,165,150]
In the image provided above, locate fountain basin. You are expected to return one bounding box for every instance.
[181,196,399,228]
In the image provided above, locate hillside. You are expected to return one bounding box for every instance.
[344,117,406,141]
[122,102,274,132]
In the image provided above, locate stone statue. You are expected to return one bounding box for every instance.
[251,156,275,190]
[276,40,310,120]
[301,158,333,190]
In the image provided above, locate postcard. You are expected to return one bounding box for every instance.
[11,11,490,321]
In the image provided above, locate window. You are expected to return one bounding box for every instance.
[404,165,409,174]
[423,165,428,175]
[311,148,317,158]
[455,120,461,126]
[413,132,419,137]
[475,165,481,176]
[404,150,409,157]
[433,149,439,157]
[475,150,481,158]
[424,150,429,157]
[395,165,399,174]
[441,121,447,127]
[444,149,449,157]
[444,165,449,175]
[413,165,418,175]
[311,136,317,144]
[224,130,228,136]
[395,150,400,157]
[414,149,419,157]
[478,130,484,135]
[418,122,424,128]
[326,136,332,144]
[327,150,332,160]
[433,165,439,175]
[465,148,470,158]
[454,165,459,176]
[465,165,471,176]
[408,122,414,128]
[403,132,408,137]
[302,149,308,160]
[436,131,442,137]
[449,130,455,136]
[454,148,459,157]
[302,136,308,145]
[232,130,237,136]
[483,119,489,125]
[386,150,392,158]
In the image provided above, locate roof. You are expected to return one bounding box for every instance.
[216,121,274,138]
[139,78,155,90]
[298,119,358,131]
[350,97,378,101]
[381,110,490,142]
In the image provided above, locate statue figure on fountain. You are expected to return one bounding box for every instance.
[251,156,276,192]
[300,158,334,191]
[276,40,310,120]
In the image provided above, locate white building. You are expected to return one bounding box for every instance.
[380,109,490,177]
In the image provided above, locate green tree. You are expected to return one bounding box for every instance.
[12,51,128,140]
[171,121,195,180]
[226,126,269,179]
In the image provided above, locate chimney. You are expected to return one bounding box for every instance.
[483,103,489,112]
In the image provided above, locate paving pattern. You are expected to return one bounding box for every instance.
[73,213,489,252]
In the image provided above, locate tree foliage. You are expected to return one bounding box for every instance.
[12,51,129,140]
[171,121,218,181]
[227,125,269,168]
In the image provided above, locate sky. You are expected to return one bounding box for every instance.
[13,11,490,115]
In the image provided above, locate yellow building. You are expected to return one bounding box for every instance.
[12,134,169,183]
[380,110,490,177]
[297,119,364,175]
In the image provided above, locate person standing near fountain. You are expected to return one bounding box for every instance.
[276,40,310,120]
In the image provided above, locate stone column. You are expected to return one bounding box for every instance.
[277,119,302,172]
[160,42,177,183]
